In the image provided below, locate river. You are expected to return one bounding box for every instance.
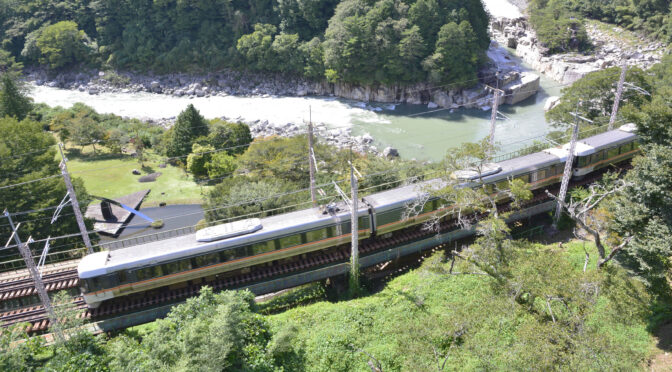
[29,62,561,162]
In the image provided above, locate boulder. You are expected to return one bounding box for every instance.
[382,147,399,158]
[544,96,561,112]
[503,72,540,105]
[427,101,439,109]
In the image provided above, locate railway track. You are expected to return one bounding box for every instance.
[0,165,624,334]
[0,268,80,308]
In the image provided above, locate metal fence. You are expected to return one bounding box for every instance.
[97,225,197,251]
[0,247,87,273]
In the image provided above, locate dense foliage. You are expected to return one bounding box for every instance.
[0,0,490,86]
[529,0,592,54]
[0,116,94,262]
[529,0,672,53]
[565,0,672,41]
[1,241,656,371]
[608,55,672,292]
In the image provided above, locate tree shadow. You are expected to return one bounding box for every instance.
[141,165,155,174]
[65,148,127,162]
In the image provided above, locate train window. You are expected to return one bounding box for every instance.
[219,248,236,262]
[515,174,530,183]
[577,157,588,167]
[152,265,163,278]
[178,259,192,272]
[632,141,639,149]
[620,143,632,154]
[608,147,619,158]
[358,216,370,229]
[531,169,546,182]
[251,241,274,255]
[91,277,102,291]
[135,267,153,281]
[326,226,336,238]
[162,261,181,276]
[306,228,328,242]
[194,253,219,268]
[377,209,402,226]
[495,180,508,190]
[279,234,302,249]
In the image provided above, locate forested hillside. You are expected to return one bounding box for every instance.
[0,0,490,86]
[528,0,672,54]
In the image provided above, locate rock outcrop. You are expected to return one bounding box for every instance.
[491,17,666,84]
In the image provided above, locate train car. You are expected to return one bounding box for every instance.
[78,203,372,307]
[78,125,641,307]
[569,123,639,177]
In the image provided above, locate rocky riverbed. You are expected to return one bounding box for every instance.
[491,17,667,85]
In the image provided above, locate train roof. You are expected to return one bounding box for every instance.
[79,203,369,278]
[364,179,444,212]
[482,150,563,182]
[570,129,637,155]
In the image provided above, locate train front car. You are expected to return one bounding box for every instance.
[568,124,639,178]
[77,204,372,308]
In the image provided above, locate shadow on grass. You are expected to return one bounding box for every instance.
[141,165,155,174]
[65,148,127,162]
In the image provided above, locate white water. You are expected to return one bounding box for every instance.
[30,86,390,129]
[482,0,522,19]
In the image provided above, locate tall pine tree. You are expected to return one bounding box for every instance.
[166,104,209,158]
[0,74,33,120]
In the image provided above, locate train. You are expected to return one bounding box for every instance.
[78,124,639,307]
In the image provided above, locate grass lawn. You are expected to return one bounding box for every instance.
[62,144,210,206]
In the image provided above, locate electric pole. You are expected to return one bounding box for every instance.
[553,101,581,228]
[4,210,64,342]
[58,143,93,254]
[308,106,317,207]
[609,62,627,130]
[488,73,503,158]
[350,160,359,290]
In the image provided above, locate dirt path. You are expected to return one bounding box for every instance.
[650,322,672,371]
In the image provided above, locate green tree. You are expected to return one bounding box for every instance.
[35,21,92,70]
[107,288,280,370]
[68,116,105,154]
[0,73,32,120]
[423,21,481,87]
[205,119,252,155]
[237,24,278,71]
[187,143,215,178]
[165,104,209,158]
[609,95,672,290]
[0,117,94,253]
[205,178,304,222]
[546,67,652,128]
[206,151,237,179]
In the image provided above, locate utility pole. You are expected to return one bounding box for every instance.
[488,73,503,157]
[308,106,317,207]
[553,101,581,228]
[58,143,93,254]
[4,210,64,342]
[609,62,627,130]
[349,159,359,291]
